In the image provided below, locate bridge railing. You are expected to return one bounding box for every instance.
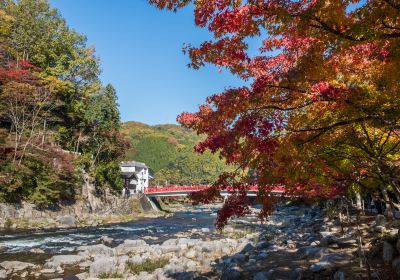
[144,185,285,194]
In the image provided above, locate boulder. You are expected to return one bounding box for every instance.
[40,268,56,274]
[310,261,332,272]
[115,239,147,255]
[232,253,248,262]
[124,239,147,247]
[184,249,197,259]
[392,257,400,277]
[0,270,6,280]
[0,261,35,272]
[264,267,302,280]
[320,253,353,265]
[98,235,113,245]
[162,239,178,246]
[57,215,76,228]
[221,266,243,280]
[44,255,84,269]
[89,256,116,276]
[383,241,394,263]
[129,255,143,264]
[77,244,115,257]
[256,241,272,250]
[253,271,268,280]
[296,246,330,259]
[256,252,268,260]
[161,245,180,254]
[374,225,386,233]
[320,235,339,247]
[30,248,45,254]
[201,228,210,233]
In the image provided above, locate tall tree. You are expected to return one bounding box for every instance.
[150,0,400,228]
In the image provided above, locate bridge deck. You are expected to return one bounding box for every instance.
[144,185,285,197]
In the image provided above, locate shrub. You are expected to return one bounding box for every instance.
[98,272,123,279]
[126,258,169,274]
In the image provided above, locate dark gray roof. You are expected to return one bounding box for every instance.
[120,161,147,168]
[121,172,138,179]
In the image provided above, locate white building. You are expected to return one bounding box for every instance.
[120,161,152,195]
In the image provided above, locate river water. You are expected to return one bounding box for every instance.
[0,208,218,263]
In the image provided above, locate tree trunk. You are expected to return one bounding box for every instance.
[381,188,394,218]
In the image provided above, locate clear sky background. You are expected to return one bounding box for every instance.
[50,0,245,125]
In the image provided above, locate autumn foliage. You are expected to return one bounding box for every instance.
[150,0,400,228]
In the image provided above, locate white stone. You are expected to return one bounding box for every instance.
[0,270,6,280]
[44,255,84,269]
[89,256,116,276]
[0,261,35,272]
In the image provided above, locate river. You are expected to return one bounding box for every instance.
[0,207,219,265]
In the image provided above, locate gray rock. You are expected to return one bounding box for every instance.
[221,267,243,280]
[200,241,215,253]
[310,261,332,272]
[40,268,56,274]
[392,257,400,277]
[232,253,248,262]
[201,228,211,233]
[124,239,147,247]
[115,239,147,255]
[374,225,386,233]
[296,246,329,259]
[0,270,6,280]
[256,252,268,260]
[265,267,302,280]
[253,271,268,280]
[161,245,180,253]
[334,270,345,280]
[0,261,35,272]
[57,215,76,228]
[320,253,353,265]
[383,241,394,263]
[30,248,45,254]
[256,241,272,250]
[89,256,116,276]
[98,235,113,245]
[224,226,234,233]
[162,239,178,246]
[44,255,84,269]
[185,249,197,259]
[77,244,115,257]
[129,255,143,264]
[320,235,339,247]
[375,214,386,226]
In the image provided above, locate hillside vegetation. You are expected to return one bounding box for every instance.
[0,0,129,205]
[122,122,234,186]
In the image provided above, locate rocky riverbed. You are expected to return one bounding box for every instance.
[1,202,400,279]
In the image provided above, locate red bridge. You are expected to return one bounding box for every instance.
[143,185,285,197]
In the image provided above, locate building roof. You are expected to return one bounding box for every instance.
[120,161,148,168]
[121,172,138,179]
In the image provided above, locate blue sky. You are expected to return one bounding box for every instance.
[50,0,245,125]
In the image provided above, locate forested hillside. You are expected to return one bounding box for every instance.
[0,0,129,205]
[122,122,234,186]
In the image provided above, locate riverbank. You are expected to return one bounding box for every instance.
[0,195,165,230]
[1,202,400,279]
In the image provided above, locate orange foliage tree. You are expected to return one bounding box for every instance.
[150,0,400,227]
